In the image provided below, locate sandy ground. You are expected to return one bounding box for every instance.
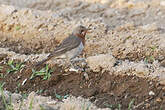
[0,0,164,82]
[0,0,165,110]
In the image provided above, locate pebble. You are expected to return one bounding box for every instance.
[86,54,116,72]
[69,68,79,72]
[22,78,27,86]
[100,0,113,4]
[140,23,158,32]
[21,31,25,34]
[149,91,155,96]
[145,103,150,108]
[156,97,162,103]
[0,54,7,61]
[0,5,17,15]
[162,87,165,91]
[104,9,116,17]
[160,1,165,6]
[88,3,105,13]
[11,93,22,103]
[84,72,89,80]
[160,60,165,67]
[48,24,54,31]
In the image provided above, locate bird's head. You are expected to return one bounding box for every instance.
[72,25,89,39]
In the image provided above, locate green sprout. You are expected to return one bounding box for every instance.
[150,45,157,51]
[36,89,44,94]
[6,60,24,74]
[0,82,14,110]
[55,91,69,100]
[15,83,21,93]
[30,64,53,80]
[128,99,135,110]
[55,93,69,100]
[0,66,2,71]
[0,74,5,78]
[15,26,21,31]
[29,97,34,110]
[144,56,155,63]
[82,102,91,110]
[104,103,121,110]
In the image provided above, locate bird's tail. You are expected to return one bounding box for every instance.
[34,57,52,67]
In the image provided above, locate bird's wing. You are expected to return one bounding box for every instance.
[34,35,82,67]
[48,35,82,57]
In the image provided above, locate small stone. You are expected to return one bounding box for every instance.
[22,9,29,15]
[87,54,116,72]
[11,93,22,103]
[145,103,150,108]
[157,11,162,16]
[140,23,158,32]
[100,0,113,4]
[21,31,25,34]
[160,1,165,6]
[160,60,165,67]
[0,54,7,61]
[22,78,27,86]
[0,5,17,15]
[81,61,87,68]
[158,55,164,61]
[149,91,155,96]
[88,3,105,13]
[149,81,153,85]
[162,87,165,91]
[48,24,54,31]
[84,72,89,80]
[156,97,162,103]
[69,68,79,72]
[64,68,69,72]
[103,9,116,18]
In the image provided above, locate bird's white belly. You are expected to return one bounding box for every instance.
[65,42,84,59]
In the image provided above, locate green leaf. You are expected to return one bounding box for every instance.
[7,69,14,74]
[0,82,5,89]
[30,65,53,80]
[55,93,62,100]
[63,94,69,99]
[8,60,13,66]
[16,26,21,31]
[0,66,3,70]
[128,99,134,110]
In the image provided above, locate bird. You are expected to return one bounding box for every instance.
[34,25,89,67]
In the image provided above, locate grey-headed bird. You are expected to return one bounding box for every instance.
[34,25,89,67]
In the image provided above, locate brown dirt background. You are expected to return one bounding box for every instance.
[0,0,165,110]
